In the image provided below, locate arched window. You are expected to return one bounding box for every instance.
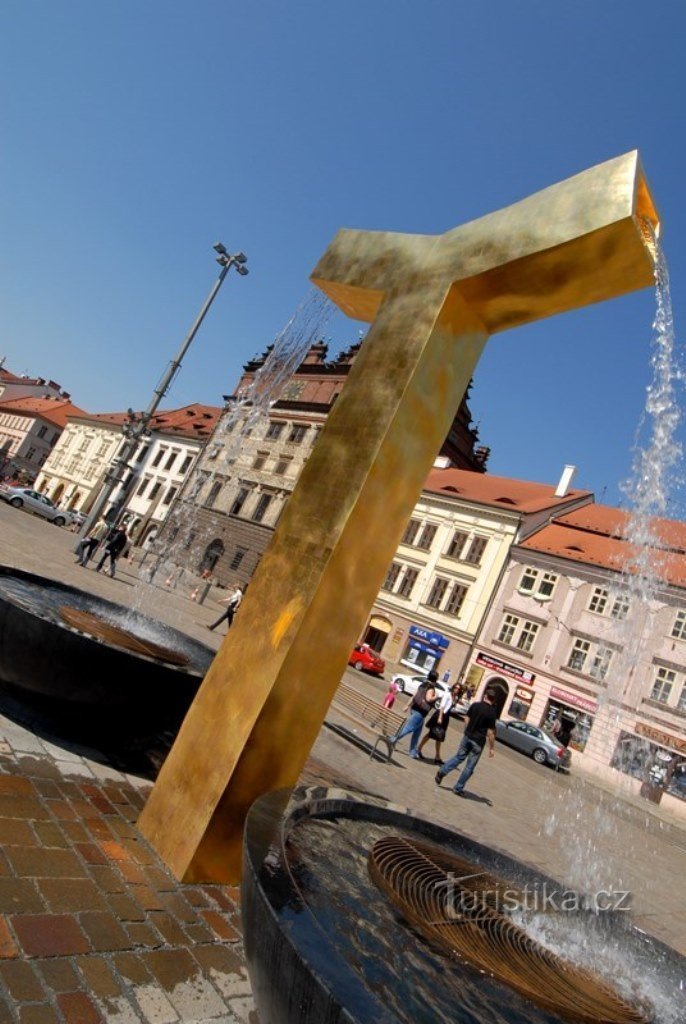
[200,539,224,573]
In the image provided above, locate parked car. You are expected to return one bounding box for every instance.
[0,485,75,527]
[348,644,385,676]
[495,719,571,771]
[389,673,460,710]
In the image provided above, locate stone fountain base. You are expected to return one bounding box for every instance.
[243,787,684,1024]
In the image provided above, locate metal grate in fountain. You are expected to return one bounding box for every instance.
[58,606,190,667]
[369,836,652,1024]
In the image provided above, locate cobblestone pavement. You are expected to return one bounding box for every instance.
[0,503,684,1022]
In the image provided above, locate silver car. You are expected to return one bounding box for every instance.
[495,718,571,771]
[0,485,74,527]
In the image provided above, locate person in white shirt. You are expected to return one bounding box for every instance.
[208,585,243,632]
[418,683,460,765]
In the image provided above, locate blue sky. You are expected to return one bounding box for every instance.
[1,1,684,509]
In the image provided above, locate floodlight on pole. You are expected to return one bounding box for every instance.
[76,244,249,544]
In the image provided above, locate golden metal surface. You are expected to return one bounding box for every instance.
[138,152,658,882]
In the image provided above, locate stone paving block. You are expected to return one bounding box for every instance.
[45,799,79,821]
[86,864,128,894]
[200,911,241,944]
[0,795,51,820]
[0,878,45,915]
[98,839,132,863]
[191,947,251,1000]
[0,775,35,797]
[56,990,104,1024]
[129,885,166,912]
[131,983,180,1024]
[37,956,82,993]
[32,820,69,849]
[125,921,165,950]
[120,838,156,866]
[60,821,91,844]
[78,911,133,952]
[108,819,139,840]
[76,955,122,999]
[107,892,148,922]
[33,779,62,800]
[117,861,149,886]
[16,756,62,781]
[74,842,109,866]
[148,913,189,947]
[0,957,46,1000]
[141,949,229,1020]
[18,1005,61,1024]
[85,818,115,841]
[0,915,19,958]
[37,877,109,914]
[159,893,197,925]
[0,850,11,877]
[0,817,37,845]
[181,921,214,944]
[12,914,90,957]
[6,846,87,879]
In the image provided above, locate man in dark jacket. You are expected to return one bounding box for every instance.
[435,688,497,795]
[94,526,128,578]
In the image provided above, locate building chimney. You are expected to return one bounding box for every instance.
[554,464,577,498]
[433,455,452,470]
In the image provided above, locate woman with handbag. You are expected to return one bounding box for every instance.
[418,683,461,765]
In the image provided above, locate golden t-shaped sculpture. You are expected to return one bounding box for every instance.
[139,151,658,882]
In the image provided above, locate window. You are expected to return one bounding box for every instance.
[464,536,487,565]
[230,547,248,571]
[589,587,608,614]
[416,523,438,551]
[252,494,272,522]
[136,478,149,497]
[678,686,686,713]
[26,447,36,460]
[650,667,675,704]
[567,639,590,672]
[230,487,249,516]
[37,426,47,439]
[253,452,268,470]
[426,578,449,609]
[148,482,162,501]
[288,425,308,443]
[164,451,177,471]
[518,567,558,599]
[517,620,539,652]
[274,457,292,475]
[161,486,177,507]
[445,583,468,617]
[498,614,519,646]
[446,530,468,559]
[204,481,222,508]
[610,594,630,620]
[401,519,421,545]
[180,454,193,474]
[152,448,165,468]
[397,567,419,598]
[672,610,686,640]
[589,644,613,681]
[382,562,402,592]
[266,421,285,440]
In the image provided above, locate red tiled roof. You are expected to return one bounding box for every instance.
[423,467,592,513]
[75,404,221,439]
[0,396,88,429]
[520,506,686,589]
[554,504,686,554]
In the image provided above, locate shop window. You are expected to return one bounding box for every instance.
[266,421,285,440]
[611,731,685,801]
[426,577,449,609]
[650,667,675,704]
[543,700,593,752]
[252,494,272,523]
[671,610,686,640]
[589,587,608,614]
[508,687,534,721]
[401,519,421,545]
[446,530,468,559]
[518,567,558,599]
[416,523,437,551]
[445,583,468,617]
[397,567,419,599]
[382,562,402,592]
[463,536,487,565]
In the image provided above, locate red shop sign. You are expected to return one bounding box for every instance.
[550,686,597,714]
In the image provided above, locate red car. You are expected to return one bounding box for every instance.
[348,643,385,676]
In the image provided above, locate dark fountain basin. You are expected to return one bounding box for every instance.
[243,787,684,1024]
[0,565,214,730]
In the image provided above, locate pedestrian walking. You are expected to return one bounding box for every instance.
[382,678,400,709]
[208,584,243,632]
[387,670,438,759]
[435,688,498,796]
[75,518,109,566]
[94,525,128,578]
[418,682,461,765]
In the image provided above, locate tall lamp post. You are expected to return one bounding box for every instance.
[77,244,248,543]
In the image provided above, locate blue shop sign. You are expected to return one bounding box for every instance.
[409,625,450,650]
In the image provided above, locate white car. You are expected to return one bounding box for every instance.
[0,485,75,527]
[391,673,470,716]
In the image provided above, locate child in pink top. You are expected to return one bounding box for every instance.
[382,679,400,708]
